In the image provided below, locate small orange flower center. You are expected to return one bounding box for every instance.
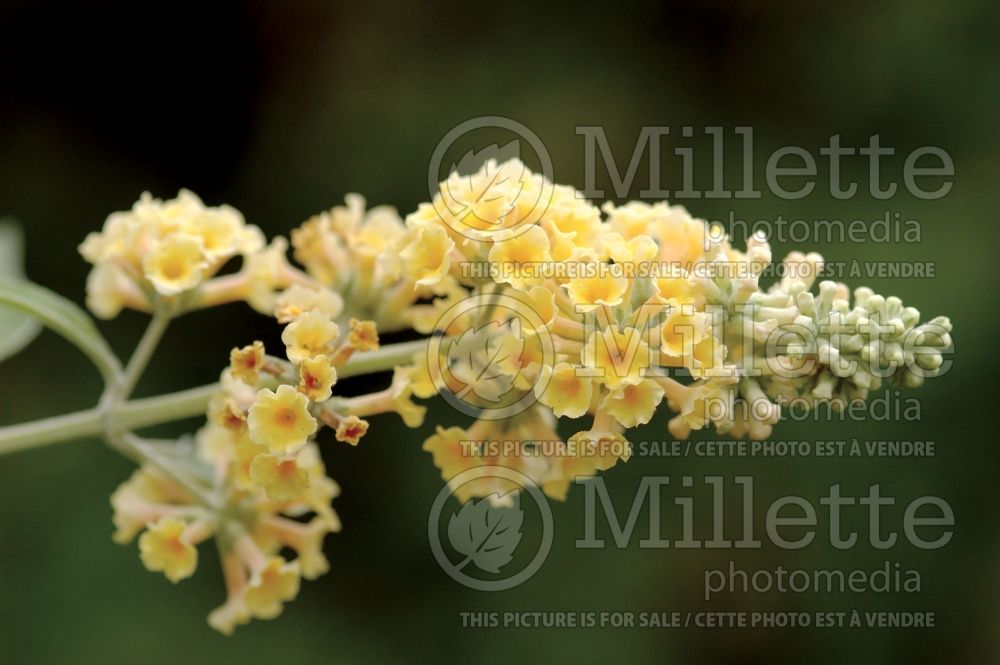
[165,534,186,555]
[557,375,581,396]
[275,408,297,426]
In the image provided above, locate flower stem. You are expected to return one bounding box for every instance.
[0,338,433,456]
[0,384,220,456]
[0,408,108,455]
[116,384,222,430]
[335,338,428,379]
[117,313,171,399]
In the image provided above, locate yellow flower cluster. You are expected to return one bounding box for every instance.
[90,188,462,632]
[291,194,460,334]
[116,307,407,632]
[111,452,338,634]
[395,157,952,502]
[92,169,951,634]
[79,190,281,317]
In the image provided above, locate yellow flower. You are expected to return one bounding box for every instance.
[388,367,427,428]
[601,379,665,428]
[207,546,252,635]
[334,415,369,446]
[208,600,250,636]
[565,273,629,312]
[422,425,473,482]
[291,210,350,287]
[437,159,531,234]
[602,200,664,239]
[230,341,266,385]
[249,454,311,501]
[347,200,407,257]
[197,425,269,489]
[244,237,296,314]
[298,356,336,403]
[110,482,157,545]
[517,285,556,334]
[424,413,552,502]
[85,262,145,319]
[659,303,710,358]
[247,385,318,455]
[512,331,547,392]
[179,195,262,262]
[487,224,552,289]
[541,426,631,500]
[544,189,602,248]
[78,214,129,265]
[690,333,727,377]
[582,327,652,389]
[244,556,301,620]
[142,234,208,296]
[281,310,340,364]
[656,206,707,265]
[138,516,199,583]
[667,381,730,439]
[654,274,698,305]
[567,427,631,470]
[260,516,335,581]
[399,219,454,286]
[602,232,658,264]
[400,358,438,399]
[214,399,248,432]
[536,362,594,418]
[81,189,252,281]
[347,318,380,352]
[274,284,344,324]
[110,467,196,544]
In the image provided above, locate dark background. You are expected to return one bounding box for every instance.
[0,1,997,663]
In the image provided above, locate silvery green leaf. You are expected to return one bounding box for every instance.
[0,227,121,383]
[0,222,42,362]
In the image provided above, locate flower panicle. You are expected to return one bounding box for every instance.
[394,157,954,503]
[93,159,953,633]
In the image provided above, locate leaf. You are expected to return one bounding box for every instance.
[0,222,42,362]
[447,318,524,403]
[0,275,122,384]
[447,494,523,574]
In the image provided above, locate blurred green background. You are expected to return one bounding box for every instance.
[0,1,997,663]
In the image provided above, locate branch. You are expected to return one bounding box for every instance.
[0,337,432,456]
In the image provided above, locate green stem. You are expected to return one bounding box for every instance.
[117,313,171,399]
[0,384,219,456]
[116,384,222,430]
[0,408,109,455]
[335,338,428,378]
[0,338,432,456]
